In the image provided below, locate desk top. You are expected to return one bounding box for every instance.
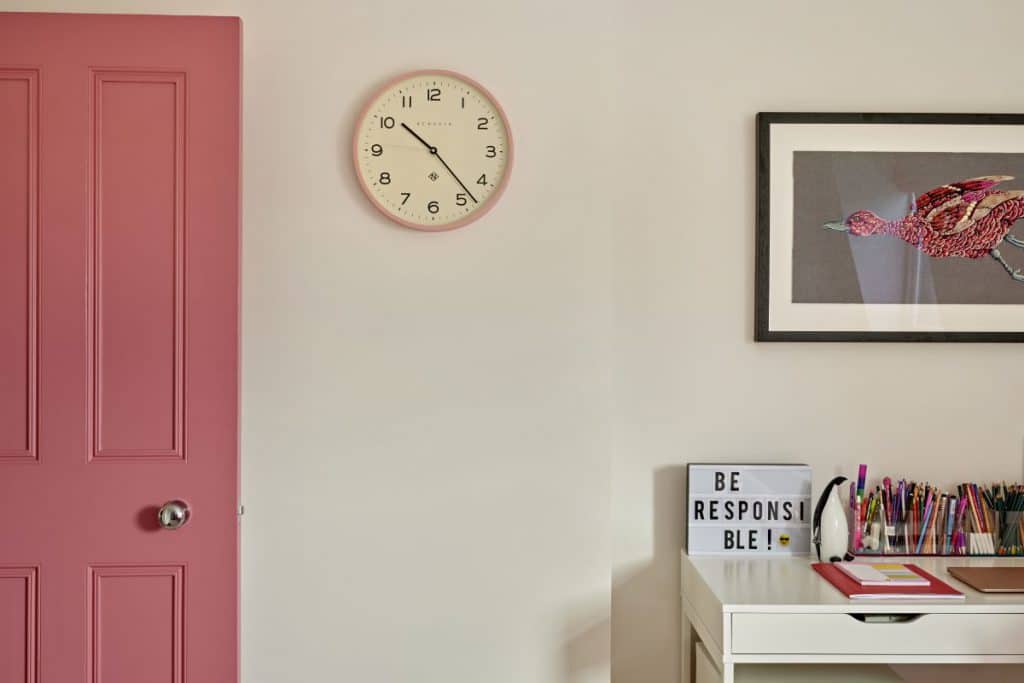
[682,552,1024,613]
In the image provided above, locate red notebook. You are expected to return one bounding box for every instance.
[813,563,965,600]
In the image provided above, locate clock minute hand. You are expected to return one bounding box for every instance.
[434,153,478,204]
[401,122,478,204]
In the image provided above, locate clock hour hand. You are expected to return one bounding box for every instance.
[400,122,437,154]
[401,122,478,204]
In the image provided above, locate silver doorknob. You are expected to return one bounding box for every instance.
[157,500,191,530]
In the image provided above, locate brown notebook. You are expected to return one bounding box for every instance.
[947,567,1024,593]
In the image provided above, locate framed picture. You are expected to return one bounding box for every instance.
[756,112,1024,342]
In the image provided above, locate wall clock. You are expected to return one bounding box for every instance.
[353,70,513,231]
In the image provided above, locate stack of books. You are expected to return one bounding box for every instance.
[813,562,965,600]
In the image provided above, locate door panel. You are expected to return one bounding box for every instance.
[0,13,240,683]
[0,69,37,461]
[93,71,185,460]
[0,567,38,683]
[89,566,183,683]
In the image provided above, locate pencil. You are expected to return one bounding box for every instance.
[915,492,933,554]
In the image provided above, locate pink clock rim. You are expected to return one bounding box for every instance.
[351,69,514,232]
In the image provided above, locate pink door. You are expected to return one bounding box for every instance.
[0,13,240,682]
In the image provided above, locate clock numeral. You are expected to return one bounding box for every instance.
[370,144,383,157]
[379,171,391,185]
[456,193,467,206]
[400,192,411,205]
[461,96,465,109]
[476,173,487,186]
[427,201,440,214]
[401,95,412,108]
[427,88,441,102]
[477,117,489,130]
[380,116,396,129]
[485,145,497,158]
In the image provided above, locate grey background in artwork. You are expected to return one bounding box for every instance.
[792,151,1024,304]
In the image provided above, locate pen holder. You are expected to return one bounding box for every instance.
[857,493,1019,557]
[999,511,1024,554]
[850,478,1024,558]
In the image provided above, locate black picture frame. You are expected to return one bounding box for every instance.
[756,112,1024,342]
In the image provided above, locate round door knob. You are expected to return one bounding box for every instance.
[157,500,191,530]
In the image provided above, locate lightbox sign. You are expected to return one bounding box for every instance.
[686,464,812,555]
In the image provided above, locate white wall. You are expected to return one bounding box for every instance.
[238,3,615,682]
[6,2,1024,683]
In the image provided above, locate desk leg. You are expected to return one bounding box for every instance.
[682,611,734,683]
[681,607,695,683]
[682,608,734,683]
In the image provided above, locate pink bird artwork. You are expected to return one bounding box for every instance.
[824,175,1024,283]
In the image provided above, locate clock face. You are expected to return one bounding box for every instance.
[353,70,512,231]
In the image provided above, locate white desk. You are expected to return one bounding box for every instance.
[681,552,1024,683]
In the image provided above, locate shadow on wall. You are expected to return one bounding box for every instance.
[611,465,687,683]
[563,604,612,683]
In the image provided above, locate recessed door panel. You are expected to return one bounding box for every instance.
[0,567,38,683]
[89,566,183,683]
[0,71,37,461]
[93,72,185,461]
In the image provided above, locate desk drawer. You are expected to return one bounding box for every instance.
[732,613,1024,655]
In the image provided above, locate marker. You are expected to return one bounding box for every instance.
[853,465,867,552]
[945,496,956,555]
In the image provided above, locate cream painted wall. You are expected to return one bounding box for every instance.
[237,4,615,682]
[5,2,1024,683]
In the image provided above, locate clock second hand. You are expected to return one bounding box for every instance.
[400,122,479,204]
